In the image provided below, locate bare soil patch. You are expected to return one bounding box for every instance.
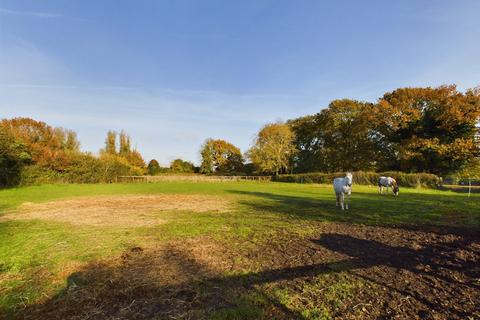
[11,223,480,319]
[2,195,230,227]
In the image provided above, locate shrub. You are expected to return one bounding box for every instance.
[96,154,144,182]
[63,153,104,183]
[273,171,441,188]
[147,159,161,175]
[379,171,440,188]
[1,118,149,186]
[170,159,196,173]
[19,154,145,185]
[20,165,64,186]
[0,128,31,187]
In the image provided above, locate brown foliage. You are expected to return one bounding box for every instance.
[0,118,80,171]
[373,85,480,174]
[289,85,480,175]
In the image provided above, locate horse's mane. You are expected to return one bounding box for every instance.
[391,178,398,187]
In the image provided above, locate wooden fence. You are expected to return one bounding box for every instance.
[117,175,272,183]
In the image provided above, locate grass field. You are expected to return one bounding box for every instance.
[0,181,479,319]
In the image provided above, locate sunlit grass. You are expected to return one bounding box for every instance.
[0,181,478,314]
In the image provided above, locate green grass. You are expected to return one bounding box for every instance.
[0,181,479,316]
[270,272,368,320]
[209,292,267,320]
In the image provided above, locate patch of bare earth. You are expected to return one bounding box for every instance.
[12,237,232,320]
[2,195,230,227]
[10,223,480,320]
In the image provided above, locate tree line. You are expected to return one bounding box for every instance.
[0,118,149,186]
[199,85,480,177]
[147,158,197,175]
[0,118,200,187]
[1,84,479,187]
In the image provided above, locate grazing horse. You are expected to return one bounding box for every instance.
[378,176,399,196]
[333,172,353,210]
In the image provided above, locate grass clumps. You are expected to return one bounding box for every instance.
[270,273,365,320]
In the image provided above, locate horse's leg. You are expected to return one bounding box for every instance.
[335,193,339,207]
[340,193,344,210]
[345,193,349,210]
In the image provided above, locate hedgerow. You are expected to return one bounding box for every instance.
[272,171,441,188]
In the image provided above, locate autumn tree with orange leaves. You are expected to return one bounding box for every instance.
[289,85,480,175]
[0,118,80,171]
[372,85,480,175]
[0,118,147,186]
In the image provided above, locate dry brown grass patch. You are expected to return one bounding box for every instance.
[2,194,230,227]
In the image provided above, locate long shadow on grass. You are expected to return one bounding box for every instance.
[12,229,480,320]
[316,233,479,318]
[228,189,480,228]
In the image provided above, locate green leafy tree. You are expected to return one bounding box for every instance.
[319,99,379,172]
[147,159,161,175]
[0,128,31,187]
[200,139,244,174]
[289,100,377,172]
[247,122,297,175]
[170,159,195,173]
[288,115,323,173]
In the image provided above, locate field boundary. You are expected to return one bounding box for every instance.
[439,184,480,193]
[117,175,272,183]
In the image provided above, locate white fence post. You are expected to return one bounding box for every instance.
[468,178,472,198]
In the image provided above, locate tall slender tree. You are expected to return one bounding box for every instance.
[119,130,131,155]
[105,131,117,155]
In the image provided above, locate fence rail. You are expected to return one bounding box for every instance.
[117,175,272,183]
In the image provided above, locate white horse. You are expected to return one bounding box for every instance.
[378,176,399,196]
[333,172,353,210]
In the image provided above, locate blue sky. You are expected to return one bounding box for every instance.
[1,0,479,165]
